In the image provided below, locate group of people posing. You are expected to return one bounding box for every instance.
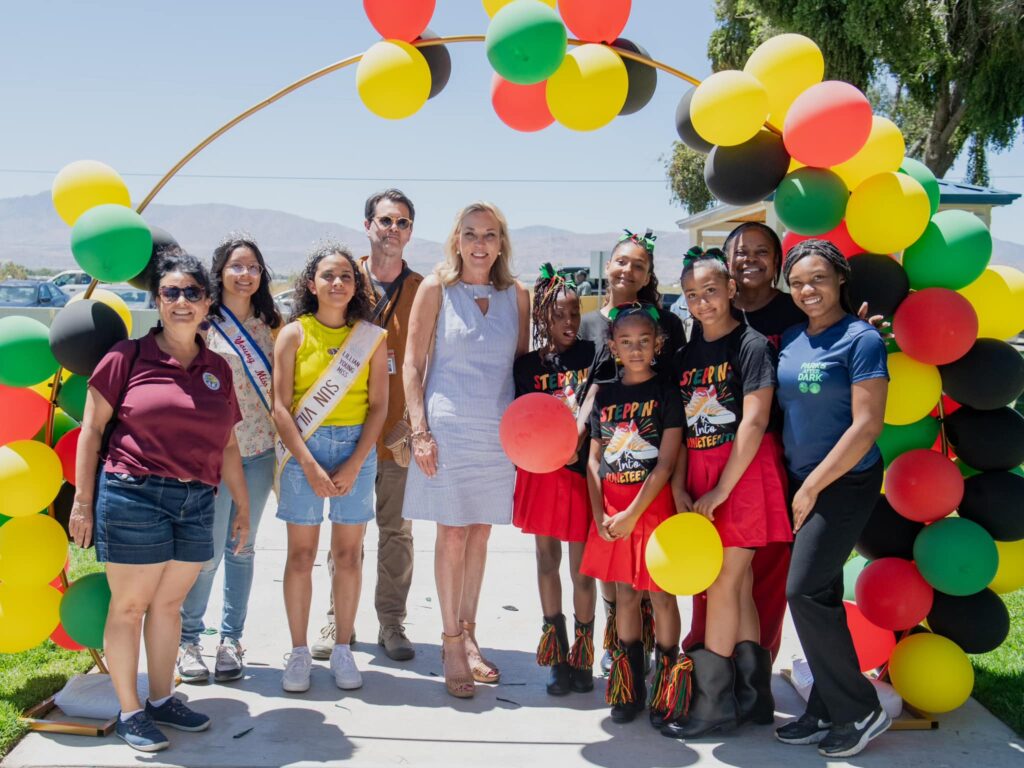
[66,189,892,759]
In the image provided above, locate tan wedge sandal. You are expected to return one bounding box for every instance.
[441,631,475,698]
[461,620,501,684]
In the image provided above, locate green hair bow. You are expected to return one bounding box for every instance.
[682,245,726,267]
[618,228,657,255]
[608,301,660,323]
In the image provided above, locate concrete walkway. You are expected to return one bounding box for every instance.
[6,505,1023,768]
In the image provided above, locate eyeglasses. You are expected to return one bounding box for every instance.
[225,263,263,276]
[374,216,412,231]
[158,285,206,303]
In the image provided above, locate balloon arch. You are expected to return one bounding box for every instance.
[1,0,1023,726]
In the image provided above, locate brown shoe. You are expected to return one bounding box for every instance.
[441,632,475,699]
[461,620,500,684]
[378,625,415,661]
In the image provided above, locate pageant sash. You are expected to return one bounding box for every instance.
[273,320,386,490]
[209,307,273,413]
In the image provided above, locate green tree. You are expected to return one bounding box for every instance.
[664,143,715,214]
[0,262,29,279]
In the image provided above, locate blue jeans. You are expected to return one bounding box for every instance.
[180,449,275,644]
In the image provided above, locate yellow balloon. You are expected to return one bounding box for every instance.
[356,40,431,120]
[889,633,974,713]
[846,172,930,254]
[690,70,770,147]
[68,288,132,336]
[51,160,131,227]
[483,0,555,17]
[29,379,56,400]
[989,539,1024,594]
[0,583,62,653]
[0,440,63,518]
[545,44,628,132]
[645,513,724,595]
[831,116,905,190]
[0,514,68,586]
[885,352,941,425]
[958,266,1024,340]
[743,33,824,126]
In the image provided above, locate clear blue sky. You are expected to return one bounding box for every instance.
[1,1,1022,244]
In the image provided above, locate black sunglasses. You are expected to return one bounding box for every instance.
[158,285,206,304]
[374,215,412,231]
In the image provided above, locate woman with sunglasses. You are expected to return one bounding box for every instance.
[178,235,281,685]
[69,248,250,753]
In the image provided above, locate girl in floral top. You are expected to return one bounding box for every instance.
[179,235,281,684]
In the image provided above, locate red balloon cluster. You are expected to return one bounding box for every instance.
[54,427,80,486]
[844,601,897,671]
[782,219,865,259]
[855,557,933,630]
[893,288,978,365]
[558,0,631,43]
[363,0,435,42]
[491,74,554,132]
[0,385,50,444]
[499,393,578,474]
[783,81,873,167]
[885,449,964,523]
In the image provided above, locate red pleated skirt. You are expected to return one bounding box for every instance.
[580,480,675,591]
[512,466,590,543]
[686,432,792,548]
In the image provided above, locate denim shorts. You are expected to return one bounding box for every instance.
[276,425,377,526]
[95,472,215,565]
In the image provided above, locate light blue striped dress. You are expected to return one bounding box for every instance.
[402,281,519,526]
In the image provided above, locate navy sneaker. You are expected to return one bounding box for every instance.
[818,707,891,758]
[775,712,832,745]
[145,696,211,732]
[116,711,170,752]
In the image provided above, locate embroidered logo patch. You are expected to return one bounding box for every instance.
[203,372,221,391]
[327,347,339,356]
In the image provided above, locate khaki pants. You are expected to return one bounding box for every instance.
[327,459,413,627]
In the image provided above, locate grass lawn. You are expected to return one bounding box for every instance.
[0,545,104,758]
[971,590,1024,735]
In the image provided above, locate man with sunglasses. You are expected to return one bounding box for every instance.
[311,189,424,663]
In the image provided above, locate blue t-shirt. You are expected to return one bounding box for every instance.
[777,315,888,480]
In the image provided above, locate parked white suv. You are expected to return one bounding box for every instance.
[48,270,93,296]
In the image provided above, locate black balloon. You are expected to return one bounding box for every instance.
[48,300,128,376]
[704,130,790,206]
[960,471,1024,541]
[856,494,923,560]
[945,406,1024,471]
[418,28,451,100]
[927,589,1009,654]
[50,482,75,540]
[675,88,713,153]
[940,338,1024,410]
[128,224,178,290]
[612,38,656,115]
[847,254,910,318]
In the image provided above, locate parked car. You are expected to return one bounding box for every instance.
[48,269,92,296]
[0,279,69,308]
[105,283,155,308]
[274,289,296,318]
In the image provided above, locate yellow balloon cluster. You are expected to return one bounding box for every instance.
[51,160,131,226]
[68,288,133,336]
[690,70,769,147]
[356,40,432,120]
[645,513,724,595]
[483,0,554,16]
[885,352,941,425]
[958,266,1024,340]
[0,440,64,518]
[743,33,824,126]
[0,583,63,654]
[989,539,1024,594]
[846,172,931,254]
[889,633,974,713]
[0,514,68,586]
[831,116,904,190]
[546,44,628,131]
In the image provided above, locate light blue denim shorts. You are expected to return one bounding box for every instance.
[276,425,376,526]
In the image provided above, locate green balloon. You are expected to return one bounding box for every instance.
[56,375,88,422]
[954,458,981,479]
[774,168,848,235]
[903,209,992,290]
[485,0,567,86]
[0,316,60,387]
[34,410,79,444]
[70,204,153,284]
[914,517,998,596]
[877,416,941,466]
[843,554,869,601]
[59,572,110,649]
[899,158,940,216]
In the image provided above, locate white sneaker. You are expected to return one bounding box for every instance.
[177,643,209,684]
[282,649,312,693]
[214,638,244,682]
[330,645,363,690]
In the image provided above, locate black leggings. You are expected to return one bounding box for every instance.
[786,461,883,724]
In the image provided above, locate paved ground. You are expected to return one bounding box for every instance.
[5,504,1023,768]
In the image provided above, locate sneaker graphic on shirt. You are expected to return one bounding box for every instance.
[555,383,581,417]
[686,385,736,430]
[604,420,659,464]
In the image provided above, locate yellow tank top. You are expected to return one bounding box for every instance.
[292,315,370,427]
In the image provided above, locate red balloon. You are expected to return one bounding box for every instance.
[893,288,978,365]
[0,384,51,445]
[783,81,873,167]
[491,74,554,132]
[50,622,85,651]
[783,219,865,260]
[844,601,896,671]
[885,448,964,523]
[54,427,81,486]
[855,557,934,630]
[558,0,631,43]
[363,0,434,42]
[499,393,577,473]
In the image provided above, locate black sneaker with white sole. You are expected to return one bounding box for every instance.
[775,712,832,745]
[818,707,891,758]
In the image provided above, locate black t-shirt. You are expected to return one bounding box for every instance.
[579,308,687,388]
[737,291,805,352]
[513,339,595,475]
[673,323,777,451]
[589,374,684,485]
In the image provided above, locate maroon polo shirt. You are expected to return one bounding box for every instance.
[89,328,243,488]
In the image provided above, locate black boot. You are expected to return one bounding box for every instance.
[640,597,655,674]
[733,641,775,725]
[661,649,738,739]
[608,640,647,723]
[537,614,571,696]
[648,646,678,729]
[567,617,595,693]
[600,597,617,674]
